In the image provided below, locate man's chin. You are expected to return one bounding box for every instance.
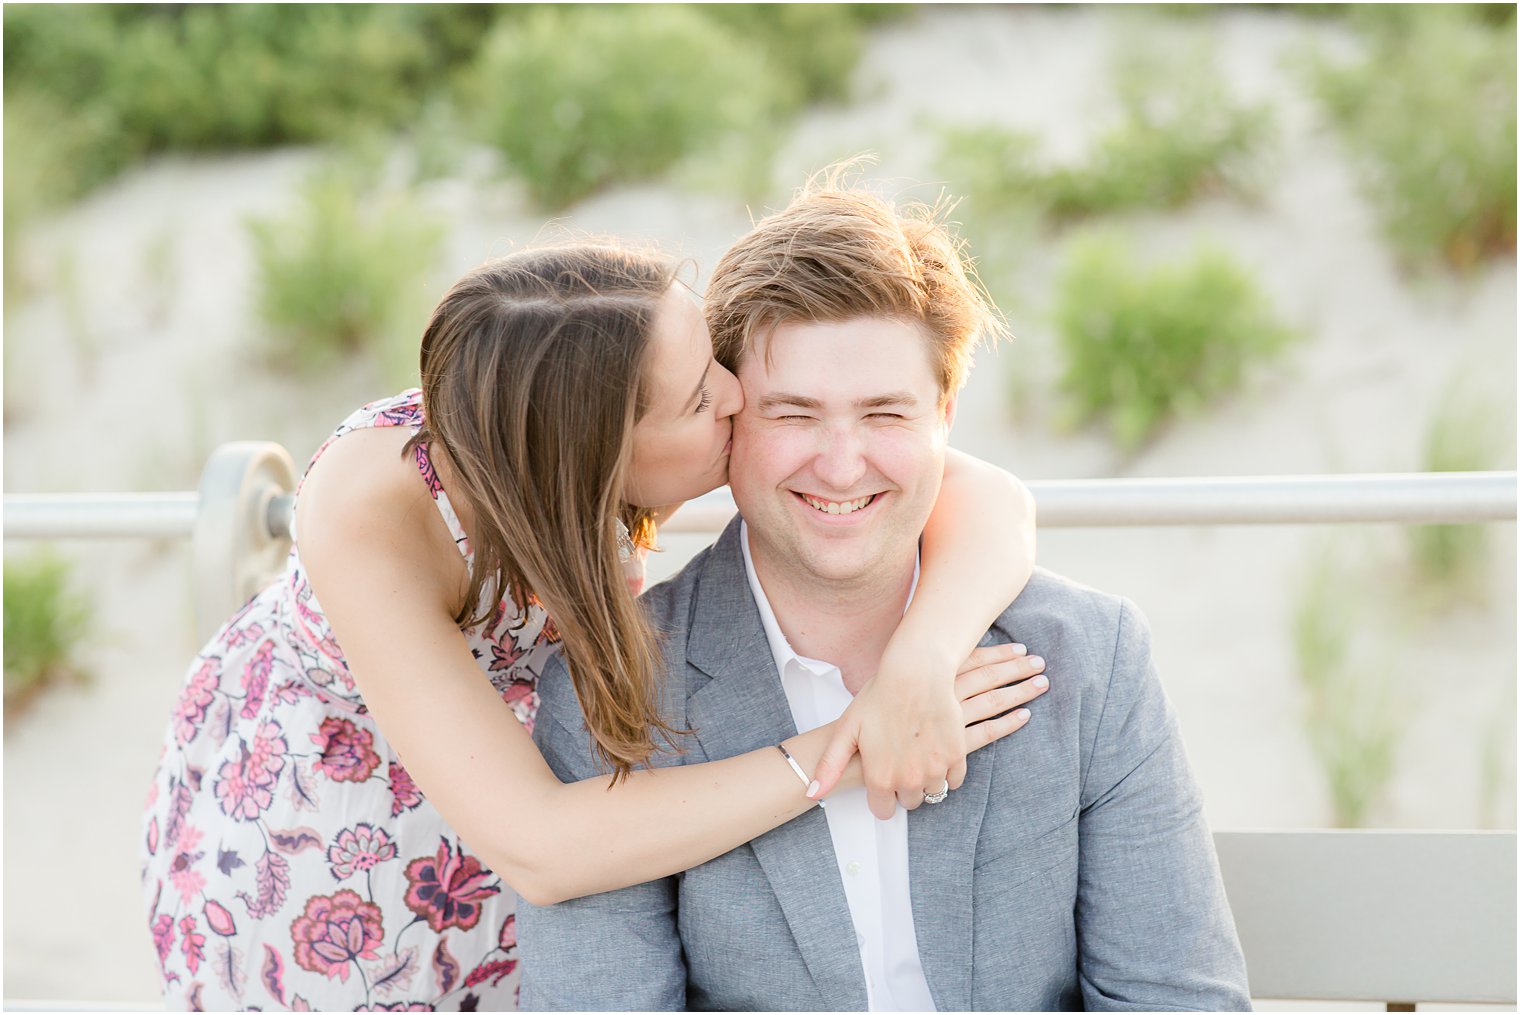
[788,545,906,588]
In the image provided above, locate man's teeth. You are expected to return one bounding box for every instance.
[802,494,876,515]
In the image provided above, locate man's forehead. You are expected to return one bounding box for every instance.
[750,317,930,364]
[744,316,940,395]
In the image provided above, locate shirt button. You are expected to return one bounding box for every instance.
[846,861,862,876]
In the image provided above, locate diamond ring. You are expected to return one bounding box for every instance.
[923,781,950,805]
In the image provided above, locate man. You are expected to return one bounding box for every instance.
[518,185,1251,1011]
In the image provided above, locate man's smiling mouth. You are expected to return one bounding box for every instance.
[797,493,878,516]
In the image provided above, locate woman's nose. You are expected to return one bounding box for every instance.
[714,362,743,419]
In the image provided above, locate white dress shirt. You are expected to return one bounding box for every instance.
[740,523,937,1012]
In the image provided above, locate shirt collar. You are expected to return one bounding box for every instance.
[739,519,920,680]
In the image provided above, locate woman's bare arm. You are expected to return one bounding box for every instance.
[813,448,1038,818]
[299,434,1042,904]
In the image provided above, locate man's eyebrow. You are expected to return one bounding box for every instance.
[756,391,922,412]
[685,360,713,411]
[756,393,824,413]
[857,392,920,410]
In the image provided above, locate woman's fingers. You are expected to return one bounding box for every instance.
[946,757,968,792]
[961,671,1048,726]
[954,641,1046,755]
[811,714,863,799]
[955,648,1045,702]
[962,704,1032,752]
[956,641,1026,676]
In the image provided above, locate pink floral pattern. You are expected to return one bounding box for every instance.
[142,389,567,1010]
[290,890,385,982]
[240,640,275,719]
[311,717,381,783]
[403,838,501,933]
[179,915,206,974]
[151,912,174,965]
[215,747,278,822]
[249,718,289,782]
[390,760,424,817]
[174,660,218,746]
[204,899,237,937]
[328,823,398,880]
[169,823,208,904]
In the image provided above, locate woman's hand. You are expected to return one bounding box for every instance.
[811,642,1047,816]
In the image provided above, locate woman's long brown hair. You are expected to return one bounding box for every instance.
[407,245,679,782]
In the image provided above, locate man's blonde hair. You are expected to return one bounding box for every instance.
[705,173,1005,404]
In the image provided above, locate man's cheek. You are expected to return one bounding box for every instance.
[728,417,763,461]
[735,426,790,465]
[867,429,930,468]
[726,425,779,499]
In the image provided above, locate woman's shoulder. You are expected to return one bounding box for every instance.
[296,425,459,576]
[299,389,426,484]
[301,425,424,517]
[295,429,468,630]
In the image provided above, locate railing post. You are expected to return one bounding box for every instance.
[191,442,297,643]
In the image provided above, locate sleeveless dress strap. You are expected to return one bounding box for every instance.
[411,439,473,563]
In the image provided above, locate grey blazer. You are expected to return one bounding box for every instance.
[518,519,1250,1011]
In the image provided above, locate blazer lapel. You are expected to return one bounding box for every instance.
[907,728,997,1011]
[685,520,869,1011]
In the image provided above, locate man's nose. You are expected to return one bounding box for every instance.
[812,427,868,492]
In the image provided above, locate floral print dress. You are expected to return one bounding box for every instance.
[142,389,597,1011]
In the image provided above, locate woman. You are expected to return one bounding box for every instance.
[142,243,1045,1010]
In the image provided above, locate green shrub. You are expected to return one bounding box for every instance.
[937,125,1048,218]
[1289,4,1515,29]
[2,87,123,220]
[4,552,92,713]
[2,4,893,213]
[1291,544,1405,828]
[2,5,503,198]
[940,41,1272,225]
[699,4,904,106]
[1406,384,1509,592]
[1052,236,1296,449]
[1304,5,1516,270]
[406,98,474,186]
[247,165,444,375]
[3,88,124,308]
[9,5,489,147]
[470,5,785,208]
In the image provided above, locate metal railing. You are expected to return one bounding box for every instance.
[3,441,1516,640]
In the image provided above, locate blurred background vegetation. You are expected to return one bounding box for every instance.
[3,552,93,718]
[3,2,905,366]
[1301,4,1516,271]
[1,7,1514,996]
[1,4,900,213]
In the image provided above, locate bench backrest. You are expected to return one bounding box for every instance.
[1214,829,1517,1005]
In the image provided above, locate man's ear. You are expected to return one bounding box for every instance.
[941,390,959,433]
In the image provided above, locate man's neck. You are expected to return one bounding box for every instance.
[745,536,916,696]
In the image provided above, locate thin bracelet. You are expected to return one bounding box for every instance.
[776,744,824,808]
